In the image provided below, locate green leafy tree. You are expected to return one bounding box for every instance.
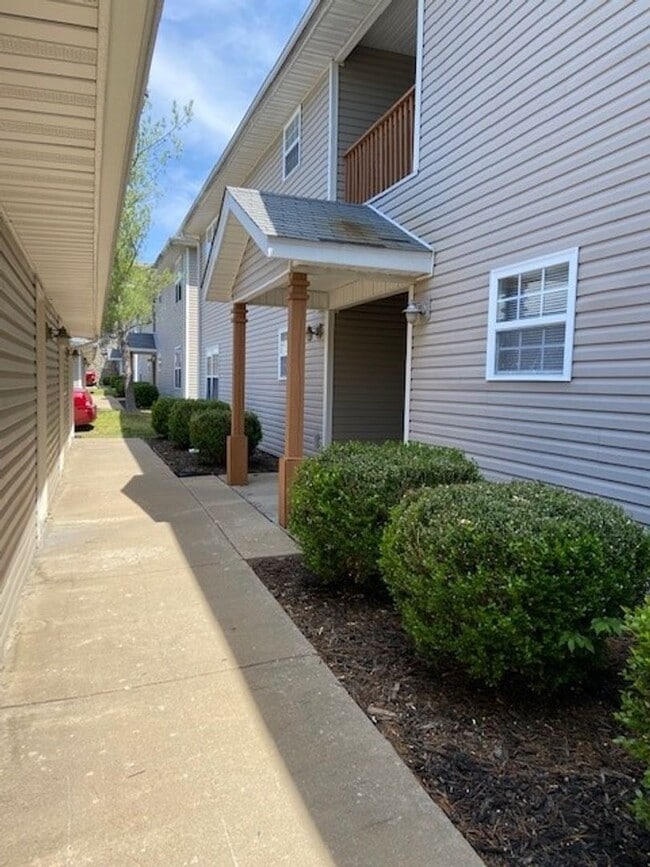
[103,97,192,410]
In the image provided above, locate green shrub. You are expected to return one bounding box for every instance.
[189,408,230,465]
[380,481,650,691]
[617,599,650,830]
[151,396,177,437]
[189,407,263,465]
[133,382,159,409]
[110,374,125,397]
[289,441,481,586]
[167,398,231,448]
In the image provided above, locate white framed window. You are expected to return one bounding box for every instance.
[486,249,578,382]
[174,254,184,302]
[278,329,288,380]
[206,347,219,399]
[174,346,182,389]
[282,107,301,180]
[202,220,217,271]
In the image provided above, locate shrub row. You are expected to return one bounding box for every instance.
[289,442,650,694]
[290,441,480,585]
[150,396,263,465]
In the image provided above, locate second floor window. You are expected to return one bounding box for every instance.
[174,346,182,389]
[283,107,301,180]
[175,280,182,303]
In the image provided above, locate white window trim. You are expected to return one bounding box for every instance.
[205,345,219,399]
[486,248,579,382]
[173,345,182,390]
[282,106,301,181]
[278,328,288,380]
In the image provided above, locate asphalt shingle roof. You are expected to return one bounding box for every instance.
[228,187,429,252]
[126,333,157,352]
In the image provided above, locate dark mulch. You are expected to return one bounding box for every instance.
[148,437,278,478]
[248,554,650,867]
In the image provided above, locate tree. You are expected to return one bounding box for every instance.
[103,97,192,411]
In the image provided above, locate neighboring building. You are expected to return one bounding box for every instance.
[154,0,649,527]
[0,1,161,655]
[153,242,200,398]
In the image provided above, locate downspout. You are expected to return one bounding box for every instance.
[403,284,415,443]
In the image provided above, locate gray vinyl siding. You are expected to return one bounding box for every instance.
[200,75,331,450]
[337,46,415,200]
[154,280,186,396]
[0,215,37,651]
[186,284,200,399]
[370,0,650,524]
[332,294,407,442]
[245,72,330,198]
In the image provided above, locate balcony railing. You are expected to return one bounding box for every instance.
[344,85,415,204]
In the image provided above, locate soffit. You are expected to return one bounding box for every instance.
[360,0,417,56]
[0,0,161,338]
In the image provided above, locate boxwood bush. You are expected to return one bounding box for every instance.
[380,481,650,691]
[109,374,125,397]
[133,381,159,409]
[289,441,481,586]
[189,407,263,465]
[167,398,229,448]
[617,599,650,830]
[151,396,177,437]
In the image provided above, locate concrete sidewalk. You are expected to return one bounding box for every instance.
[0,438,483,866]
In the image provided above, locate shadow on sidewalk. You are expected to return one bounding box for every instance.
[120,439,480,866]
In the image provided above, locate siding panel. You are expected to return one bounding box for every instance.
[371,1,650,523]
[0,215,37,650]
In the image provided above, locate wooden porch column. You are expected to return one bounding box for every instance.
[227,302,248,485]
[278,272,309,527]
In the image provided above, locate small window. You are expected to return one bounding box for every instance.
[206,348,219,399]
[283,107,301,180]
[174,346,182,390]
[203,220,217,271]
[175,280,182,303]
[278,329,288,380]
[486,249,578,381]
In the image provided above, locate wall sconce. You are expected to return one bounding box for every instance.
[46,324,70,342]
[403,299,431,325]
[306,323,324,342]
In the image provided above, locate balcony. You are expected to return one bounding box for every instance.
[343,85,415,204]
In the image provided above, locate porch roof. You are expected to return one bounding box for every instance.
[127,332,157,353]
[204,187,433,306]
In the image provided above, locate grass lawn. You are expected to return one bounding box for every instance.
[76,408,154,439]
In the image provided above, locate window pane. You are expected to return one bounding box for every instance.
[280,356,287,378]
[285,144,299,176]
[521,269,542,294]
[545,262,569,290]
[497,275,519,301]
[285,115,299,145]
[496,325,566,374]
[497,297,519,322]
[542,288,568,315]
[519,292,541,318]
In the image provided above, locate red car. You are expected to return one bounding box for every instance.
[74,387,97,428]
[85,370,98,387]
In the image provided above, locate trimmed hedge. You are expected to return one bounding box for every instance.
[133,381,159,409]
[617,599,650,830]
[167,398,229,449]
[109,374,125,397]
[289,441,481,586]
[380,481,650,691]
[151,396,177,437]
[189,407,263,465]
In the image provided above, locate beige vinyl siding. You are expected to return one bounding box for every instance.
[0,215,37,650]
[371,0,650,523]
[232,240,288,303]
[332,294,407,442]
[45,305,61,479]
[337,46,415,200]
[245,72,330,198]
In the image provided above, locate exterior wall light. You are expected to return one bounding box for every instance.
[403,299,431,325]
[306,323,324,341]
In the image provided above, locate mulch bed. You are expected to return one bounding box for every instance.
[147,437,278,477]
[248,554,650,867]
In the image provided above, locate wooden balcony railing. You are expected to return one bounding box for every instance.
[344,85,415,204]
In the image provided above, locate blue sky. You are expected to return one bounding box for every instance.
[142,0,311,264]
